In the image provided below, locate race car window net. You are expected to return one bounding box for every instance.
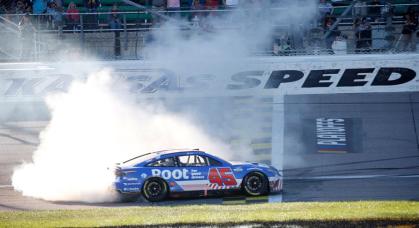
[177,155,208,167]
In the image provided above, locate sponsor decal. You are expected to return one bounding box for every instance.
[313,118,360,153]
[123,187,139,191]
[140,173,147,179]
[123,182,140,186]
[190,169,204,180]
[233,167,243,172]
[270,180,281,192]
[151,169,189,180]
[122,177,138,181]
[316,118,348,153]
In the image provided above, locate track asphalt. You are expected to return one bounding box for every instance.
[1,92,418,210]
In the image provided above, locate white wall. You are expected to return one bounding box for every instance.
[0,54,419,102]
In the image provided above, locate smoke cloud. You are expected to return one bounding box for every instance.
[12,70,230,202]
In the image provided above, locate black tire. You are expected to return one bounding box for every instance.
[118,192,139,203]
[142,178,168,202]
[242,172,269,196]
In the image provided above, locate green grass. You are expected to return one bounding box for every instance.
[1,201,419,227]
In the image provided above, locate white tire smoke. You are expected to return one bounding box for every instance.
[12,70,229,202]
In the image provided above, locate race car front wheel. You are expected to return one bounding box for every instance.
[142,178,168,202]
[243,172,268,196]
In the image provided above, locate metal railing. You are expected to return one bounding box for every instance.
[0,3,417,61]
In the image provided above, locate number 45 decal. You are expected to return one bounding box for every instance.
[208,168,237,186]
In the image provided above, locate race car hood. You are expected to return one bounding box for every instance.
[230,161,270,168]
[229,161,251,166]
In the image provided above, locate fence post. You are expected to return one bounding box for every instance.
[124,14,128,51]
[80,14,85,55]
[34,31,38,61]
[37,15,41,30]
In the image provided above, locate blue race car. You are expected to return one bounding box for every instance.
[114,149,282,202]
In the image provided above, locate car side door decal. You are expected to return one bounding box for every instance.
[208,167,238,186]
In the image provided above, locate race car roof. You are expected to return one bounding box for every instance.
[122,148,202,164]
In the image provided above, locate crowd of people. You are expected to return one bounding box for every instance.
[0,0,240,16]
[0,0,246,31]
[0,0,418,56]
[313,0,418,55]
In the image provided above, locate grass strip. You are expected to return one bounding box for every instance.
[0,201,419,227]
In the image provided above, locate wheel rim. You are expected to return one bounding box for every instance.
[147,181,162,197]
[246,175,262,193]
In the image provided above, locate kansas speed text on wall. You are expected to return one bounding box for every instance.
[0,54,418,101]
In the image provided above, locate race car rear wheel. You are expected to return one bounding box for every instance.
[142,178,168,202]
[242,172,268,196]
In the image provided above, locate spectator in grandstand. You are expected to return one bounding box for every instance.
[25,4,33,14]
[108,3,122,57]
[354,17,372,53]
[318,0,333,24]
[66,2,80,30]
[273,34,292,56]
[14,1,24,14]
[12,0,31,24]
[205,0,219,10]
[190,0,203,20]
[46,1,63,30]
[33,0,48,14]
[84,0,100,28]
[400,14,418,52]
[407,5,418,24]
[33,0,49,28]
[15,1,27,14]
[85,0,100,10]
[108,3,121,30]
[323,16,340,53]
[55,0,63,7]
[191,0,204,10]
[167,0,180,18]
[167,0,180,10]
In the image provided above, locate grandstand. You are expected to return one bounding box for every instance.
[0,0,418,60]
